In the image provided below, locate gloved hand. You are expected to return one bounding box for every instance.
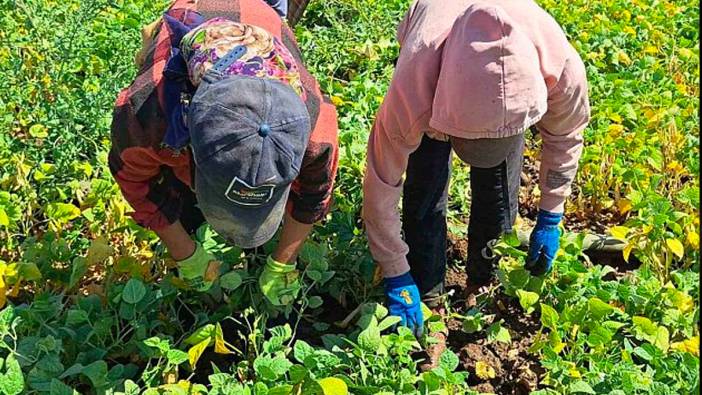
[525,210,563,276]
[259,256,301,306]
[177,242,221,291]
[384,272,424,337]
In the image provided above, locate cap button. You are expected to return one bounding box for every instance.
[258,123,271,137]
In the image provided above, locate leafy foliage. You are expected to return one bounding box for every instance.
[0,0,698,393]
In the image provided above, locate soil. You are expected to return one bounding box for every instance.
[442,267,543,394]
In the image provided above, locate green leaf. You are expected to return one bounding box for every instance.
[0,307,15,334]
[86,237,113,265]
[0,354,24,395]
[503,231,521,247]
[586,325,614,347]
[66,309,89,326]
[268,385,295,395]
[462,313,483,334]
[184,324,215,345]
[121,279,146,304]
[653,326,670,352]
[569,380,596,394]
[486,321,511,344]
[68,257,88,289]
[378,316,401,332]
[308,296,323,309]
[123,380,140,395]
[166,349,189,365]
[317,377,348,395]
[516,290,539,314]
[357,317,382,352]
[588,297,614,320]
[82,361,107,389]
[294,340,314,363]
[45,203,81,224]
[219,272,243,290]
[632,316,657,337]
[49,379,77,395]
[17,262,41,281]
[439,350,459,372]
[307,270,323,282]
[539,304,559,330]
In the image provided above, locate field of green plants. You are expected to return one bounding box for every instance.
[0,0,699,393]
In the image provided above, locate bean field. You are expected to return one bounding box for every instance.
[0,0,699,394]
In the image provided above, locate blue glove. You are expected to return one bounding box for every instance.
[525,210,563,276]
[384,272,424,337]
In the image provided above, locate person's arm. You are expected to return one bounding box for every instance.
[154,221,196,261]
[284,99,339,257]
[109,87,192,253]
[273,212,313,263]
[535,52,590,213]
[362,103,422,278]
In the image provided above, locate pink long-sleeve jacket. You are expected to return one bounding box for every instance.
[362,0,591,278]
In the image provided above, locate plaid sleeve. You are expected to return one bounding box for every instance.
[109,82,192,231]
[288,98,339,224]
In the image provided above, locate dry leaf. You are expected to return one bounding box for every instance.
[475,360,496,380]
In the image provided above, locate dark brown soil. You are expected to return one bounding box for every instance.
[443,268,543,394]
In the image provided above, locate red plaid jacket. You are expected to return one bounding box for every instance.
[109,0,338,231]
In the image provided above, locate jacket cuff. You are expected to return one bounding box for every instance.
[538,194,566,214]
[378,257,411,279]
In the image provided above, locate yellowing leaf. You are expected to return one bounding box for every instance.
[86,236,114,265]
[567,362,581,378]
[609,226,629,241]
[644,45,659,55]
[671,336,699,356]
[330,96,345,107]
[678,48,693,59]
[28,124,48,138]
[214,323,232,354]
[188,339,210,368]
[45,203,81,224]
[475,361,496,380]
[617,51,632,65]
[317,377,349,395]
[623,242,634,263]
[0,208,9,227]
[617,199,632,214]
[665,238,684,259]
[623,26,636,36]
[607,123,625,135]
[687,231,699,250]
[666,161,685,175]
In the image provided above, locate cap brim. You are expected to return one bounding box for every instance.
[196,172,290,248]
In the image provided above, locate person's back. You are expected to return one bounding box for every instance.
[387,0,584,142]
[362,0,590,365]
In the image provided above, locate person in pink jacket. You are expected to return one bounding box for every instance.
[362,0,590,366]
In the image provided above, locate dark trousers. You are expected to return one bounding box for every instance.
[402,135,523,299]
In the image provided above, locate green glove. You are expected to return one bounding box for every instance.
[259,255,301,306]
[177,242,221,291]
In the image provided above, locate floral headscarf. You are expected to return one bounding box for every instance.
[180,18,306,100]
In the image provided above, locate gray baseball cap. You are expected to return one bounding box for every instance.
[188,73,311,248]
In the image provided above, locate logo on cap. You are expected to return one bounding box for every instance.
[225,177,275,206]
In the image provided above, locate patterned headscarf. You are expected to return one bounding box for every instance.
[180,18,306,100]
